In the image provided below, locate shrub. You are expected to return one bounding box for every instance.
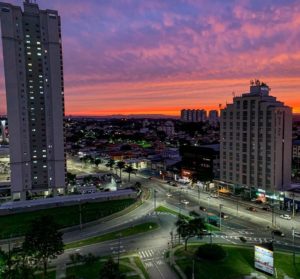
[195,244,226,261]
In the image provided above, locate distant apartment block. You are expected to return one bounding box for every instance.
[181,109,207,122]
[220,81,292,193]
[0,0,66,200]
[208,110,219,125]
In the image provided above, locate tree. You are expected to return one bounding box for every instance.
[94,158,102,168]
[22,216,64,278]
[99,257,125,279]
[105,159,115,171]
[175,212,206,251]
[0,247,36,279]
[116,161,126,179]
[67,172,76,185]
[124,165,136,182]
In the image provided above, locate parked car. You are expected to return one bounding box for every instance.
[294,231,300,238]
[220,212,228,219]
[199,206,207,212]
[262,206,271,211]
[247,207,257,212]
[280,214,291,220]
[181,199,189,205]
[272,230,285,237]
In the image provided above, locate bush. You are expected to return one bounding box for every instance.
[195,244,226,261]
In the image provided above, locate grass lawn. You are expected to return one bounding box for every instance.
[175,245,300,279]
[155,205,219,232]
[0,199,135,239]
[155,205,181,216]
[35,271,56,279]
[65,222,159,249]
[66,259,138,279]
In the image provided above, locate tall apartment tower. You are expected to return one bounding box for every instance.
[0,1,65,200]
[220,81,292,193]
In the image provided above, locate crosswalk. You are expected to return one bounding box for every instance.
[208,233,294,247]
[138,248,167,260]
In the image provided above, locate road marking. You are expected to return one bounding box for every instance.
[145,262,153,268]
[156,260,164,265]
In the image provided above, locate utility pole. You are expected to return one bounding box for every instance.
[198,184,200,206]
[292,193,295,219]
[79,201,82,230]
[219,204,224,231]
[192,259,195,279]
[292,227,296,265]
[153,189,157,212]
[117,233,122,269]
[236,199,239,216]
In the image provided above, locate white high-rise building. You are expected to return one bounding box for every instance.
[0,119,6,143]
[0,0,66,200]
[220,81,292,193]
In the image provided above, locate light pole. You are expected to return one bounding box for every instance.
[117,233,122,269]
[79,200,82,230]
[219,204,224,231]
[197,184,201,206]
[153,189,158,214]
[206,197,211,223]
[292,227,296,265]
[178,188,183,215]
[236,199,239,216]
[292,193,295,219]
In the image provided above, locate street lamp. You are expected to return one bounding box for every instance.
[153,189,157,212]
[206,197,211,223]
[219,204,224,231]
[292,227,296,265]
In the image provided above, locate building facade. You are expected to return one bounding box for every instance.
[220,81,292,195]
[180,109,207,122]
[0,1,65,200]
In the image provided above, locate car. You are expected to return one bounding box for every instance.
[294,231,300,238]
[247,207,257,212]
[199,206,207,212]
[166,193,172,197]
[170,182,177,187]
[280,214,291,220]
[262,206,271,211]
[272,230,285,237]
[220,212,228,219]
[181,199,189,205]
[210,193,219,198]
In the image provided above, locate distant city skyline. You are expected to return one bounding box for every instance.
[1,0,300,116]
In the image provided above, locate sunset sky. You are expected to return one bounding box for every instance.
[0,0,300,116]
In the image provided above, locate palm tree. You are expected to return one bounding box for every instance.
[116,161,126,179]
[105,159,115,171]
[124,165,136,182]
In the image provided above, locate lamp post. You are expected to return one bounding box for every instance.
[207,197,211,223]
[153,189,157,213]
[219,204,224,231]
[197,184,201,206]
[292,227,296,265]
[292,193,295,219]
